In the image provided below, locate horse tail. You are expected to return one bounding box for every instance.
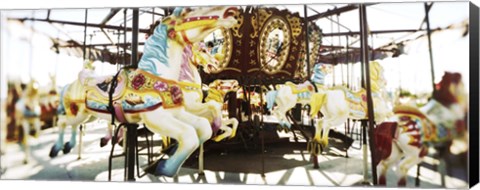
[309,92,326,117]
[265,90,278,111]
[56,84,69,115]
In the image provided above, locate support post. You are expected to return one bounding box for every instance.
[424,2,436,92]
[131,8,139,68]
[304,5,311,78]
[77,125,83,160]
[359,4,378,185]
[125,123,138,181]
[82,9,88,60]
[124,8,140,182]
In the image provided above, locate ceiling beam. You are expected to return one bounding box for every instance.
[100,8,122,26]
[307,4,358,22]
[10,17,150,33]
[307,3,378,22]
[322,29,426,37]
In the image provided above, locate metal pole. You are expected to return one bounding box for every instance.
[131,8,139,68]
[125,123,138,181]
[82,9,88,60]
[123,8,127,65]
[424,2,436,92]
[124,8,140,182]
[359,4,377,185]
[304,5,311,78]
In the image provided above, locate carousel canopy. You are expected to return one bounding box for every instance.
[1,2,470,91]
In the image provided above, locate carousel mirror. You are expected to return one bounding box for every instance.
[259,16,291,74]
[201,28,233,73]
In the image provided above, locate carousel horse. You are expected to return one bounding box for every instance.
[308,61,391,150]
[266,63,332,129]
[49,60,125,159]
[49,6,238,177]
[160,43,240,154]
[266,61,391,150]
[203,79,240,142]
[14,79,42,164]
[374,72,468,186]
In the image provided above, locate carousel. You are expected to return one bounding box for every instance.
[0,2,471,189]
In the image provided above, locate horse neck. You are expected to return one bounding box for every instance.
[206,88,226,103]
[432,85,457,107]
[157,41,185,81]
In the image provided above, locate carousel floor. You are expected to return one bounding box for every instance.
[0,119,469,189]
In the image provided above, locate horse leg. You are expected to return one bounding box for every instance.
[211,124,232,142]
[100,123,113,147]
[211,117,238,142]
[227,118,239,139]
[63,124,78,154]
[21,120,31,164]
[50,116,66,158]
[377,143,402,185]
[174,110,213,175]
[33,117,41,138]
[395,154,422,187]
[142,109,203,177]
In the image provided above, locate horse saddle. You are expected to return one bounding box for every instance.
[85,69,182,115]
[85,71,128,103]
[285,81,314,95]
[333,86,368,119]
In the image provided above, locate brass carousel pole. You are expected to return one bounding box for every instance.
[424,2,436,92]
[359,4,377,185]
[304,4,319,169]
[125,8,140,181]
[78,8,88,161]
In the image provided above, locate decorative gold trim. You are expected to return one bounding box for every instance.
[258,15,291,75]
[208,28,234,74]
[250,8,272,39]
[231,9,244,38]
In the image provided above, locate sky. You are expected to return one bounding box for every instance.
[0,1,472,99]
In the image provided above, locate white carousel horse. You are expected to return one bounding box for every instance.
[203,79,240,142]
[49,6,238,177]
[49,60,125,159]
[265,63,332,129]
[159,43,240,155]
[308,61,391,150]
[374,72,468,186]
[14,79,42,164]
[266,61,391,150]
[179,42,239,142]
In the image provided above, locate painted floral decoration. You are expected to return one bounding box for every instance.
[170,85,183,104]
[154,81,168,92]
[70,102,78,116]
[132,74,146,90]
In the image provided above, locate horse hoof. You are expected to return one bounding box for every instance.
[100,138,109,147]
[161,143,179,156]
[49,145,61,158]
[63,142,72,154]
[144,159,174,177]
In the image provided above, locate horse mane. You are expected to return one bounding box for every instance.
[432,72,462,107]
[138,23,169,75]
[311,63,326,85]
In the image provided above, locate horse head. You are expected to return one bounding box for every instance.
[369,61,387,93]
[433,72,466,109]
[432,72,468,135]
[192,42,219,73]
[139,6,238,79]
[311,63,332,85]
[164,6,238,45]
[24,79,40,99]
